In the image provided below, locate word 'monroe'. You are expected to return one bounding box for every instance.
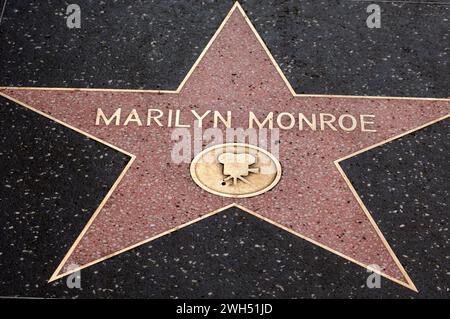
[95,108,377,132]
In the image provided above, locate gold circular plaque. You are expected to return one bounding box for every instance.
[190,143,282,198]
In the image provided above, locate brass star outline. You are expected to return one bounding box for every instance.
[1,2,449,292]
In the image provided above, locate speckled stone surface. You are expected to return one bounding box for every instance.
[1,6,449,289]
[340,118,450,297]
[0,207,419,298]
[0,0,449,97]
[0,1,449,299]
[0,95,130,297]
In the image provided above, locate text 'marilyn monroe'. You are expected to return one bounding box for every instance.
[95,108,377,132]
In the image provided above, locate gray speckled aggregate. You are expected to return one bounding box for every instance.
[1,207,419,298]
[0,0,448,299]
[0,96,130,297]
[0,98,447,297]
[341,118,450,297]
[0,0,448,97]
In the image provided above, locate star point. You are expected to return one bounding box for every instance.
[1,2,448,292]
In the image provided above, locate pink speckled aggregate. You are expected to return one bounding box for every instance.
[3,10,449,285]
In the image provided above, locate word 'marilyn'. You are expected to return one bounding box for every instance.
[95,108,377,132]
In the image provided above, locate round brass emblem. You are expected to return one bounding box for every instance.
[190,143,282,198]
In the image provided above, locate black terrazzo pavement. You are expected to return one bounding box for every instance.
[0,0,230,90]
[0,0,449,97]
[0,1,449,299]
[0,96,448,298]
[0,95,131,297]
[340,118,450,298]
[0,205,418,299]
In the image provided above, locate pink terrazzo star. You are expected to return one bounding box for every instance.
[1,3,449,291]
